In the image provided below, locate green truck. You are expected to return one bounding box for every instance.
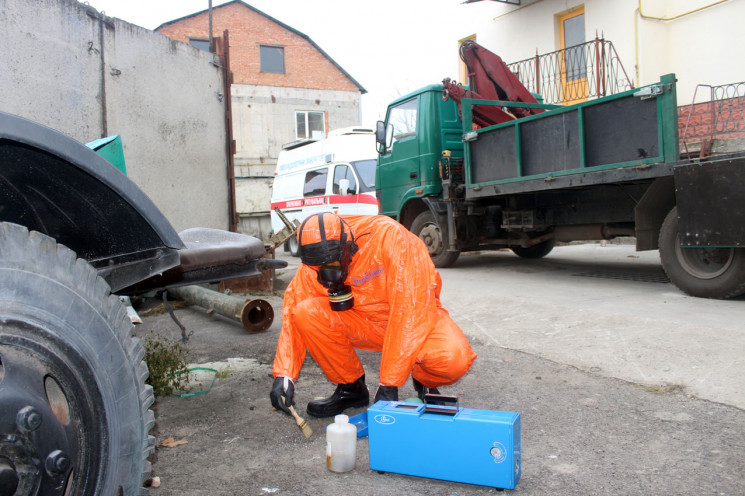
[375,43,745,299]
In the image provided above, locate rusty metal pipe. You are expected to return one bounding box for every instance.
[168,285,274,333]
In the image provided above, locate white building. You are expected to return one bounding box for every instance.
[462,0,744,107]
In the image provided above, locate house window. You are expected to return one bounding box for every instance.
[189,38,210,52]
[296,111,325,140]
[458,34,477,84]
[559,7,588,104]
[260,45,285,74]
[561,9,586,81]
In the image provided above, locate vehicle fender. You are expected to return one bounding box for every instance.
[400,197,451,243]
[0,111,183,290]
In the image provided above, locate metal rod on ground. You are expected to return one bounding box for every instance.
[168,285,274,333]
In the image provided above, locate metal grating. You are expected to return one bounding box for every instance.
[680,82,745,157]
[572,270,670,284]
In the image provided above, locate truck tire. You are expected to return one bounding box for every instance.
[288,235,301,257]
[411,210,460,268]
[0,223,154,495]
[511,239,555,259]
[659,207,745,299]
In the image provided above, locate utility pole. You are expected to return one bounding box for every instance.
[208,0,214,52]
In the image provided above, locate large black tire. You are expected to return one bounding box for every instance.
[411,210,460,268]
[659,207,745,299]
[511,238,555,259]
[0,223,154,495]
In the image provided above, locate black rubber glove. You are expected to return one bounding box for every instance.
[374,385,398,402]
[270,376,295,415]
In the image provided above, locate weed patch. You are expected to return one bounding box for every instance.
[143,332,191,397]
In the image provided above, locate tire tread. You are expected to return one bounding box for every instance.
[0,222,154,494]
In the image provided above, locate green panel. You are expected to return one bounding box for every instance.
[464,75,679,189]
[86,135,127,175]
[658,73,680,163]
[468,125,517,184]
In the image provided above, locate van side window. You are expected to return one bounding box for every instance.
[333,165,357,195]
[303,170,327,197]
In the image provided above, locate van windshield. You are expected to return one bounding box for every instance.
[351,159,376,191]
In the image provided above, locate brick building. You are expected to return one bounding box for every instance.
[156,0,366,237]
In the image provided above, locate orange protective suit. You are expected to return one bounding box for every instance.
[272,215,477,388]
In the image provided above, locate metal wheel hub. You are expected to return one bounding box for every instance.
[0,456,20,495]
[419,223,443,256]
[675,237,734,280]
[0,319,100,495]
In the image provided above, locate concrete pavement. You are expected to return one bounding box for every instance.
[138,244,745,495]
[439,244,745,410]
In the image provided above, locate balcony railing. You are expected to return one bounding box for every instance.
[680,82,745,157]
[507,36,634,105]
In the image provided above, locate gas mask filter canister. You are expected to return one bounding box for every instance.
[328,284,354,311]
[317,263,354,311]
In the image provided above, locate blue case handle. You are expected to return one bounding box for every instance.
[423,394,459,416]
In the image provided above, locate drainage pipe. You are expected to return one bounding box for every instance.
[169,285,274,333]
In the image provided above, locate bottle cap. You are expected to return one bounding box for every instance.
[335,414,349,423]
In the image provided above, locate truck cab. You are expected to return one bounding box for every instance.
[376,85,464,266]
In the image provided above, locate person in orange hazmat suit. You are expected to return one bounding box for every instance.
[269,213,477,418]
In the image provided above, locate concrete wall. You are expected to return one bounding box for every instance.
[0,0,230,232]
[475,0,745,106]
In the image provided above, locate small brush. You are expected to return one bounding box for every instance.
[287,404,313,439]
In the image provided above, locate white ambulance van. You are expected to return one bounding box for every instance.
[270,127,378,256]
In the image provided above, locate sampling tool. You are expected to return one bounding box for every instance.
[287,404,313,439]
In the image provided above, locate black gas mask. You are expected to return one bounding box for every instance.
[316,261,354,311]
[298,214,358,311]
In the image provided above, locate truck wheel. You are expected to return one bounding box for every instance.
[0,223,154,495]
[288,235,301,257]
[511,239,555,259]
[659,207,745,298]
[411,210,460,268]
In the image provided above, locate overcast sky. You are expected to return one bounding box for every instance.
[85,0,499,126]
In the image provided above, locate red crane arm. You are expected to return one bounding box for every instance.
[443,41,544,128]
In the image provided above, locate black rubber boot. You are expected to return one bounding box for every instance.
[306,374,369,418]
[413,378,441,401]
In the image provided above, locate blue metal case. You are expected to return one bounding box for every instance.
[368,399,521,489]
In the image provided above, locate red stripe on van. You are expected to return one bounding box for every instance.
[271,194,377,210]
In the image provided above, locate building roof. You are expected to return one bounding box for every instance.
[155,0,366,94]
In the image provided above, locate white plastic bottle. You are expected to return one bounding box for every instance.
[326,414,357,473]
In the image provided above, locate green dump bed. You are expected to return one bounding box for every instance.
[463,74,680,199]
